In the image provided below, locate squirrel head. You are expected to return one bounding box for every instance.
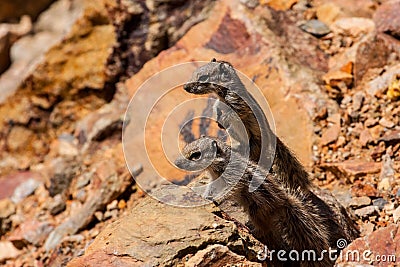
[183,59,242,98]
[175,136,230,175]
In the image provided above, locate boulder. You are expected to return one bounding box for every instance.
[67,196,264,266]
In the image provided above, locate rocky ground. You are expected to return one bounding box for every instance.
[0,0,399,266]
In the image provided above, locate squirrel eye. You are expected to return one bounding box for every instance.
[189,151,202,161]
[198,74,209,82]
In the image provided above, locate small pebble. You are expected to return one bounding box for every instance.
[364,117,378,127]
[396,188,400,197]
[104,209,118,220]
[75,189,87,203]
[118,199,126,210]
[384,202,395,214]
[349,196,371,208]
[361,222,375,235]
[62,234,84,244]
[393,206,400,223]
[75,174,91,189]
[107,200,118,210]
[94,211,103,222]
[352,92,365,111]
[11,179,42,204]
[379,117,395,129]
[48,194,66,215]
[372,198,388,210]
[378,178,391,192]
[354,206,378,218]
[299,20,331,37]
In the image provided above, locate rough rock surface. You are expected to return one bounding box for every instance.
[68,196,264,267]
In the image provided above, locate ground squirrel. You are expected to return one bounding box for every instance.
[183,59,310,191]
[175,137,336,267]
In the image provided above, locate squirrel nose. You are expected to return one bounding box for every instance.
[183,82,194,92]
[174,158,183,168]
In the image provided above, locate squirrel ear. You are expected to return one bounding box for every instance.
[219,62,228,71]
[219,62,230,79]
[211,140,217,148]
[211,58,216,62]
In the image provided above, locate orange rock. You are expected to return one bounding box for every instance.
[260,0,298,11]
[123,0,332,169]
[323,70,353,87]
[117,199,126,210]
[321,123,341,145]
[340,61,353,74]
[359,129,373,147]
[316,2,341,25]
[321,160,381,180]
[350,181,378,197]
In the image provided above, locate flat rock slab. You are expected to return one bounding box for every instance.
[320,160,382,180]
[68,195,263,266]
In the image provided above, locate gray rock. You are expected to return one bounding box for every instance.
[186,244,261,266]
[354,206,378,218]
[352,92,365,111]
[239,0,258,9]
[23,222,54,246]
[48,194,66,215]
[349,196,371,208]
[68,195,264,266]
[44,161,134,251]
[34,0,83,35]
[378,152,395,191]
[299,20,331,37]
[372,198,388,210]
[11,178,41,204]
[0,0,83,104]
[366,64,400,97]
[9,220,54,247]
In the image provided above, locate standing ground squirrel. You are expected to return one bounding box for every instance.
[176,137,336,267]
[183,59,310,191]
[181,60,359,265]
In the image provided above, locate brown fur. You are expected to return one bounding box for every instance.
[176,137,334,267]
[182,60,360,265]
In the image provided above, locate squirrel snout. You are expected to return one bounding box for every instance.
[183,82,192,92]
[174,157,185,168]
